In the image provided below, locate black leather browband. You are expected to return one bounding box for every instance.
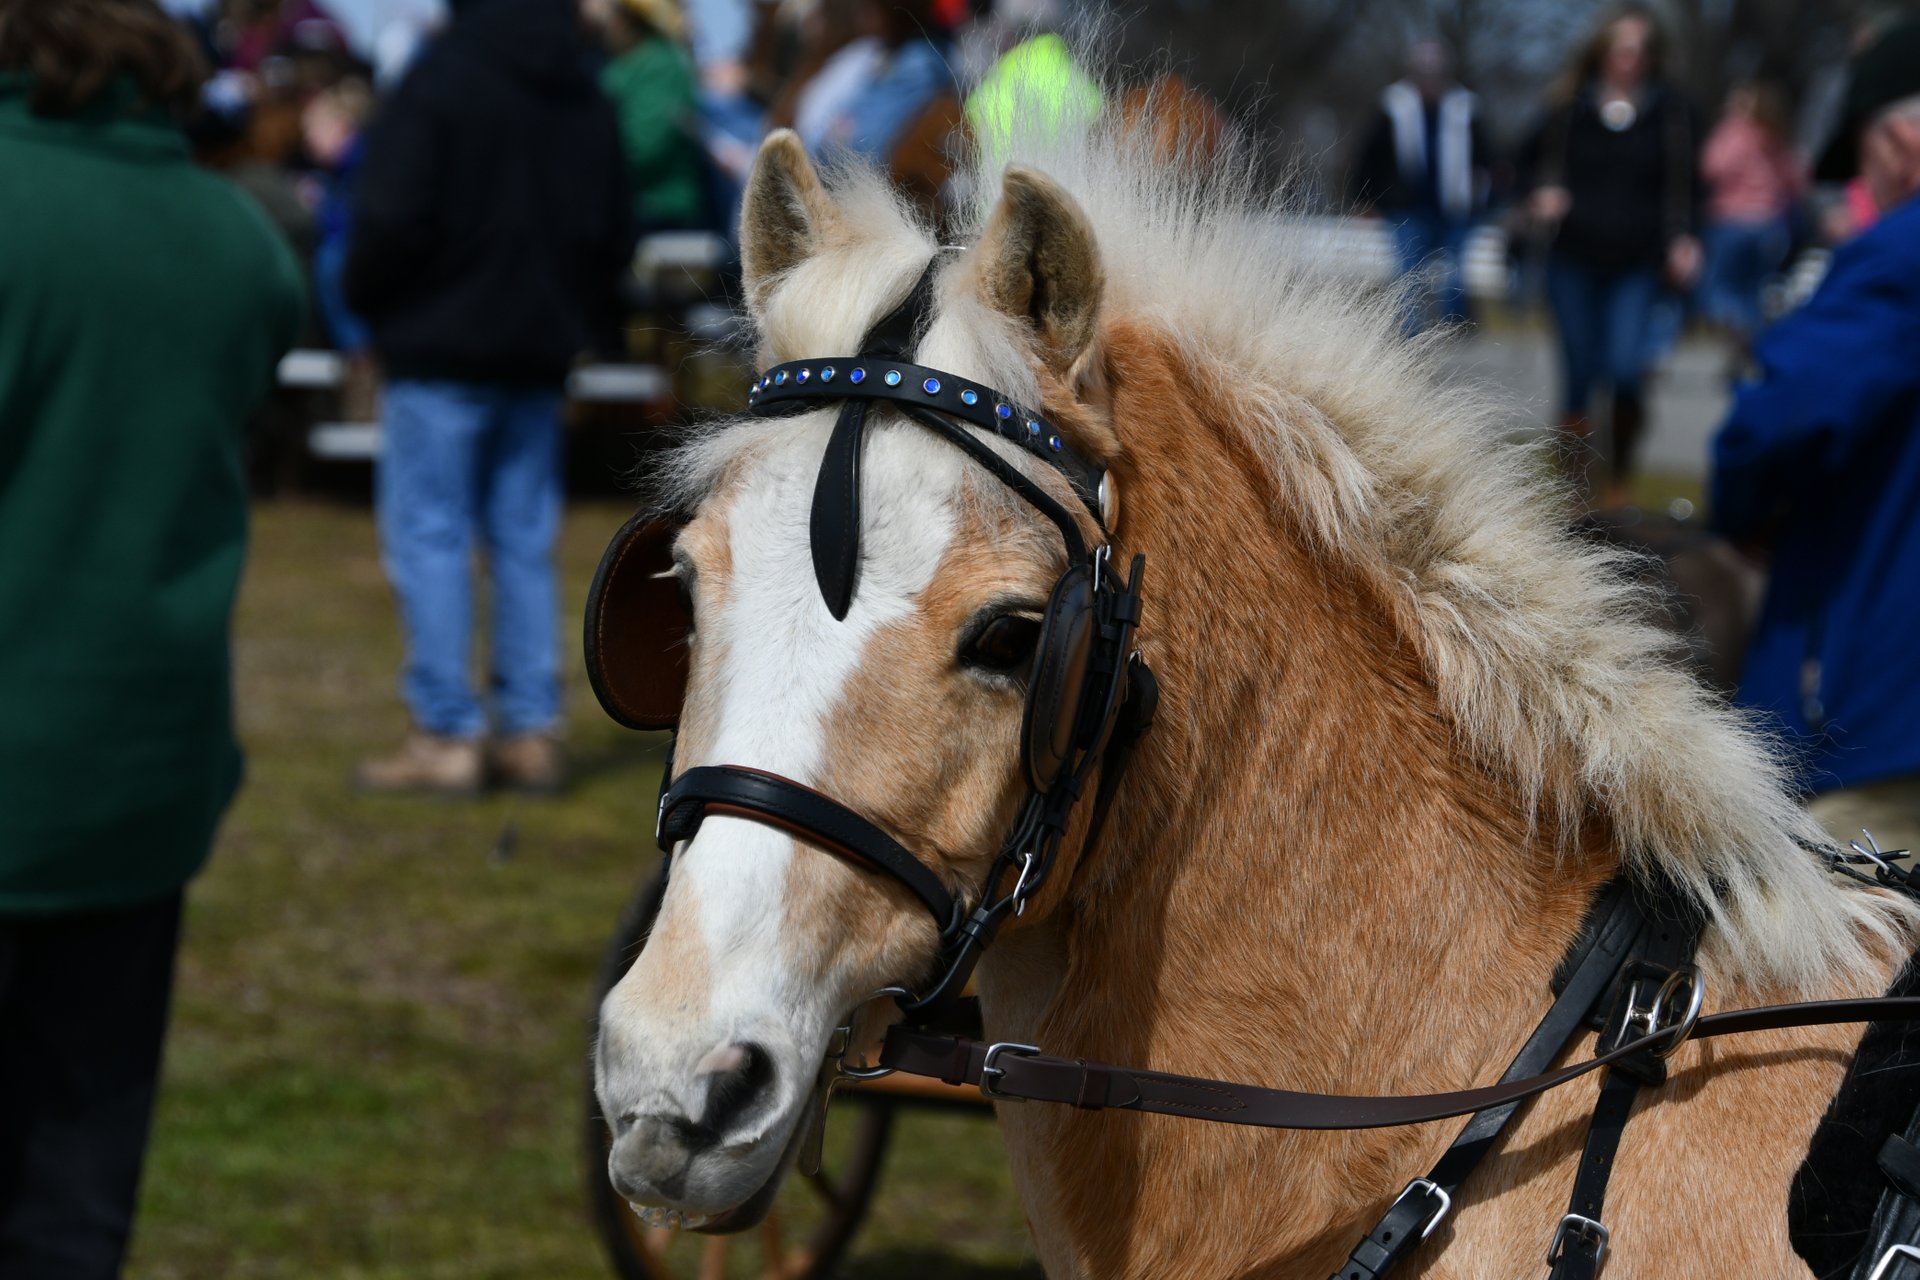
[748,358,1107,520]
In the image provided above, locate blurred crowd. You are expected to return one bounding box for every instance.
[165,0,1184,356]
[163,0,1904,518]
[1349,3,1913,507]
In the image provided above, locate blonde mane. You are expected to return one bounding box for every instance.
[669,77,1912,995]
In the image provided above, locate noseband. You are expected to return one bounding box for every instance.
[585,253,1155,1011]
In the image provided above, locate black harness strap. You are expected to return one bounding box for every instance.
[1546,890,1702,1280]
[1851,1107,1920,1279]
[1332,879,1649,1280]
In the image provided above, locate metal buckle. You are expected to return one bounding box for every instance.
[1091,543,1111,592]
[1546,1213,1610,1269]
[1390,1177,1453,1241]
[1871,1244,1920,1280]
[979,1041,1041,1100]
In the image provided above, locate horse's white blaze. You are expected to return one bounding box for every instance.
[597,413,965,1204]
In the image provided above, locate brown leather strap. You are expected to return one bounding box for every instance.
[880,997,1920,1130]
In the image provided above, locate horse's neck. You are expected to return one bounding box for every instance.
[979,325,1620,1270]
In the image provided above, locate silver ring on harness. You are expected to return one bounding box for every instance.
[833,986,915,1081]
[1624,964,1705,1059]
[1647,965,1706,1059]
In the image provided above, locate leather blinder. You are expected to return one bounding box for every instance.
[1022,564,1096,793]
[583,513,690,730]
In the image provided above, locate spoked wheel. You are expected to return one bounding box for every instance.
[584,874,896,1280]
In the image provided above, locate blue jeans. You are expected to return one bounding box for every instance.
[1700,217,1789,338]
[1545,255,1661,418]
[376,379,564,739]
[1391,209,1475,333]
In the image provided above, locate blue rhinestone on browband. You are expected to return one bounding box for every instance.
[796,367,810,384]
[1026,420,1041,437]
[923,377,941,395]
[995,403,1012,420]
[849,367,866,384]
[821,366,836,382]
[774,370,788,386]
[1048,435,1064,451]
[960,389,978,406]
[883,369,902,387]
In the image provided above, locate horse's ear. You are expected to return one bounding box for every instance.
[740,130,838,313]
[971,166,1104,373]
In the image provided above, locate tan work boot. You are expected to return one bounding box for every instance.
[355,730,484,796]
[490,732,566,794]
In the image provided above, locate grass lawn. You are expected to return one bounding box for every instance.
[127,499,1038,1280]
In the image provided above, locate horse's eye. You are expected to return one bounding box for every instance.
[962,614,1042,674]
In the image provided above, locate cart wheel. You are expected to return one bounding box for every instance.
[585,875,895,1280]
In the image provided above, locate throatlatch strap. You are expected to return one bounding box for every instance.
[657,765,956,934]
[1331,879,1649,1280]
[1083,655,1157,855]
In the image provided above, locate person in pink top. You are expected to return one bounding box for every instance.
[1699,81,1805,341]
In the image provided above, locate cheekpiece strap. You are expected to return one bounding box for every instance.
[748,358,1107,524]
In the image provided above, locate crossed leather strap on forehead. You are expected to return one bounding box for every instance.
[746,253,1110,619]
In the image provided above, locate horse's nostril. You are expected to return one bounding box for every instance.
[698,1040,777,1139]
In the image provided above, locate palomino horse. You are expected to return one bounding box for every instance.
[591,101,1917,1277]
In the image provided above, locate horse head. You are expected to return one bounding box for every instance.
[592,130,1121,1230]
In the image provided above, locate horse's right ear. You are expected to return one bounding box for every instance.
[739,130,838,314]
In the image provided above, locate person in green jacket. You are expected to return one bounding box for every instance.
[0,1,304,1273]
[593,0,710,234]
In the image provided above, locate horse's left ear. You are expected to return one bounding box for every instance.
[970,167,1104,375]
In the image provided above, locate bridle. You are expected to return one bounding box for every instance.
[586,252,1920,1280]
[584,252,1156,1016]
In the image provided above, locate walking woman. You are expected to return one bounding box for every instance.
[1525,4,1701,507]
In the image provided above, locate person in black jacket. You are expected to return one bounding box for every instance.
[345,0,632,795]
[1349,41,1491,334]
[1523,3,1701,508]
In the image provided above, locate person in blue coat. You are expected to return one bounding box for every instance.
[1711,19,1920,821]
